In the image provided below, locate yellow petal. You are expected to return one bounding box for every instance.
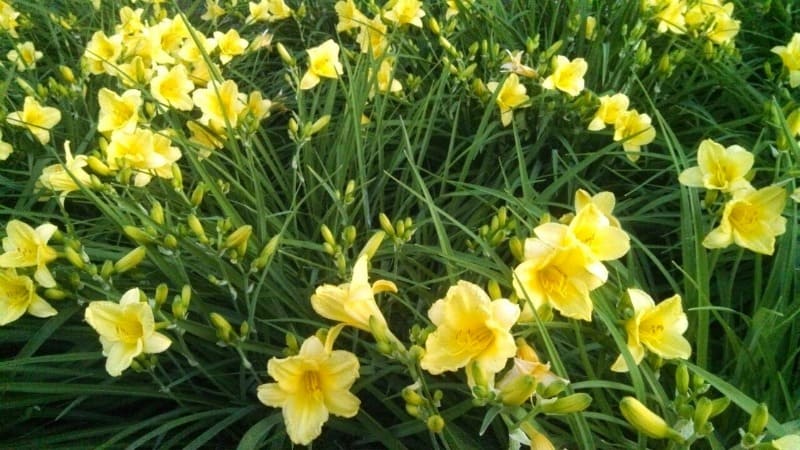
[105,341,141,376]
[143,332,171,353]
[678,167,704,187]
[257,382,287,407]
[320,349,360,391]
[85,301,125,338]
[282,393,329,445]
[27,294,57,318]
[299,71,320,90]
[323,389,360,418]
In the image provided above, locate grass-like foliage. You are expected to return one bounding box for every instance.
[0,0,798,448]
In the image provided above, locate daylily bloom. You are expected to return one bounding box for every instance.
[678,139,753,193]
[310,254,397,333]
[97,88,142,134]
[192,79,247,129]
[265,0,293,21]
[0,220,58,288]
[612,109,656,161]
[574,189,622,228]
[83,30,123,75]
[369,58,403,97]
[587,93,629,131]
[445,0,473,20]
[6,41,43,71]
[420,281,520,376]
[335,0,368,33]
[703,185,787,255]
[705,4,740,45]
[0,269,57,326]
[384,0,425,28]
[150,65,195,111]
[772,434,800,450]
[300,40,343,90]
[535,203,630,262]
[257,327,360,446]
[612,289,691,372]
[38,141,92,205]
[772,33,800,87]
[0,131,13,160]
[105,128,182,186]
[84,288,171,376]
[214,29,248,65]
[356,16,389,57]
[6,96,62,145]
[0,0,20,38]
[541,55,587,97]
[653,0,687,34]
[487,73,529,127]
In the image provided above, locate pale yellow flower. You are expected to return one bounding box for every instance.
[445,0,473,20]
[242,90,273,122]
[6,96,62,145]
[105,128,181,186]
[486,74,529,127]
[97,88,142,134]
[772,434,800,450]
[369,58,403,97]
[115,6,145,36]
[247,0,272,23]
[496,339,567,406]
[266,0,293,21]
[0,0,20,38]
[772,33,800,87]
[214,29,248,65]
[38,141,92,205]
[83,30,123,75]
[541,55,587,97]
[611,289,691,372]
[112,56,153,87]
[420,281,520,375]
[150,65,195,111]
[84,288,171,377]
[384,0,425,28]
[678,139,753,192]
[0,131,13,160]
[574,189,622,228]
[706,4,740,45]
[703,185,787,255]
[535,203,630,262]
[300,40,344,90]
[201,0,226,21]
[653,0,687,34]
[257,328,360,446]
[588,93,629,131]
[187,120,225,157]
[192,79,247,129]
[0,269,57,325]
[310,254,397,333]
[613,109,656,161]
[6,41,43,71]
[121,25,175,67]
[335,0,368,33]
[0,220,59,288]
[356,16,389,57]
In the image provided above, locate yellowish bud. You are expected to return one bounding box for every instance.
[58,65,76,83]
[540,393,592,414]
[693,397,713,432]
[224,224,253,256]
[320,224,336,246]
[708,397,731,418]
[171,164,183,190]
[401,385,424,406]
[100,260,114,279]
[87,156,112,176]
[748,403,769,436]
[379,213,395,236]
[676,363,690,396]
[342,225,357,246]
[487,279,502,300]
[190,184,206,207]
[64,246,86,269]
[308,115,330,135]
[187,215,209,244]
[498,373,537,406]
[44,288,68,300]
[163,234,178,249]
[620,396,684,442]
[150,201,165,225]
[405,404,420,418]
[427,415,445,433]
[209,312,235,343]
[154,283,169,306]
[276,43,295,66]
[114,246,147,273]
[427,17,440,35]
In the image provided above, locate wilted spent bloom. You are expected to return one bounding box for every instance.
[496,339,568,406]
[420,281,520,377]
[611,289,691,372]
[97,88,142,134]
[703,184,787,255]
[6,96,62,145]
[0,269,57,326]
[587,93,629,131]
[84,288,171,377]
[384,0,426,28]
[6,41,43,71]
[487,73,529,127]
[299,40,343,90]
[257,327,360,446]
[500,50,537,78]
[541,55,587,97]
[0,220,59,288]
[772,33,800,87]
[612,109,656,161]
[38,141,92,205]
[678,139,753,193]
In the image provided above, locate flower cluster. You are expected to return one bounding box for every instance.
[588,92,656,161]
[644,0,740,45]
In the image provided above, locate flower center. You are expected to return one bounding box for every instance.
[302,370,322,394]
[117,317,144,344]
[540,266,568,295]
[455,326,494,352]
[729,202,758,230]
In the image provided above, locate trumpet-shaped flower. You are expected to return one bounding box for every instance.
[541,55,587,97]
[38,141,92,205]
[0,131,13,160]
[257,329,360,446]
[588,93,629,131]
[311,254,397,333]
[300,40,344,90]
[653,0,687,34]
[193,79,247,129]
[0,269,57,325]
[513,239,607,322]
[384,0,425,28]
[613,109,656,161]
[0,1,20,38]
[772,33,800,87]
[370,59,403,97]
[97,88,142,134]
[611,289,691,372]
[83,30,123,75]
[150,65,195,111]
[703,185,787,255]
[335,0,368,33]
[705,4,740,45]
[84,288,171,376]
[7,41,43,71]
[6,96,62,145]
[420,281,520,375]
[535,203,630,262]
[574,189,622,228]
[105,128,182,186]
[487,74,529,127]
[678,139,753,192]
[214,29,248,65]
[0,220,58,288]
[356,16,389,57]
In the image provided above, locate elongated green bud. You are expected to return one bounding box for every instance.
[748,403,769,436]
[150,201,165,225]
[187,215,208,243]
[540,393,592,414]
[498,373,536,406]
[209,312,235,343]
[115,246,147,273]
[676,363,689,396]
[100,260,115,279]
[124,226,154,245]
[276,42,295,66]
[87,156,112,176]
[224,225,253,256]
[154,283,169,306]
[320,224,336,246]
[64,246,85,269]
[620,397,684,442]
[693,397,713,432]
[342,225,357,246]
[44,288,68,300]
[708,397,731,418]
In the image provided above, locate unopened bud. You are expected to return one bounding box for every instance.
[708,397,731,418]
[320,224,336,246]
[405,404,420,418]
[100,260,115,279]
[190,183,206,207]
[427,17,440,35]
[114,246,147,273]
[487,279,502,300]
[693,397,713,432]
[187,215,208,243]
[748,403,769,436]
[308,115,330,135]
[620,397,684,442]
[379,213,395,236]
[498,373,537,406]
[401,386,424,406]
[87,156,112,176]
[540,393,592,414]
[252,235,280,270]
[209,312,235,343]
[676,363,689,396]
[427,415,445,433]
[276,42,295,66]
[58,65,76,83]
[44,288,68,300]
[224,224,253,256]
[154,283,169,306]
[509,236,524,262]
[64,246,85,269]
[150,201,165,225]
[163,234,178,249]
[342,225,357,246]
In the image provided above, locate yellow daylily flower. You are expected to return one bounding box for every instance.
[772,434,800,450]
[496,339,568,406]
[84,288,172,377]
[678,139,753,193]
[214,29,248,65]
[384,0,425,28]
[266,0,293,21]
[772,33,800,87]
[356,15,389,57]
[513,239,607,322]
[705,4,740,45]
[0,131,14,160]
[6,41,43,71]
[420,281,520,376]
[0,269,57,326]
[300,39,344,90]
[310,254,397,333]
[38,141,92,205]
[587,93,629,131]
[201,0,226,21]
[0,1,20,38]
[257,328,360,446]
[6,96,62,145]
[535,202,630,262]
[652,0,687,34]
[612,109,656,161]
[150,65,195,111]
[247,0,272,23]
[192,79,247,129]
[370,58,403,98]
[0,220,59,288]
[335,0,368,33]
[445,0,473,20]
[612,289,691,372]
[541,55,587,97]
[574,189,622,228]
[487,73,529,127]
[105,128,181,186]
[97,88,142,134]
[83,30,123,75]
[703,185,787,255]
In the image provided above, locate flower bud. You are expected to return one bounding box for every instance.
[224,224,253,256]
[360,231,385,260]
[675,363,689,396]
[58,65,76,83]
[64,246,85,269]
[252,235,280,270]
[427,17,440,35]
[342,225,357,246]
[405,404,420,418]
[320,224,336,246]
[150,201,165,225]
[427,415,445,433]
[693,397,713,432]
[124,226,154,245]
[509,236,524,262]
[620,396,684,442]
[539,393,592,414]
[498,373,537,406]
[276,42,295,66]
[190,183,206,207]
[187,215,209,244]
[308,115,330,135]
[154,283,169,307]
[100,260,115,280]
[163,234,178,249]
[209,312,235,343]
[44,288,68,300]
[114,246,147,273]
[748,403,769,436]
[708,397,731,418]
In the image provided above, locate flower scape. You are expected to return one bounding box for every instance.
[0,0,798,448]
